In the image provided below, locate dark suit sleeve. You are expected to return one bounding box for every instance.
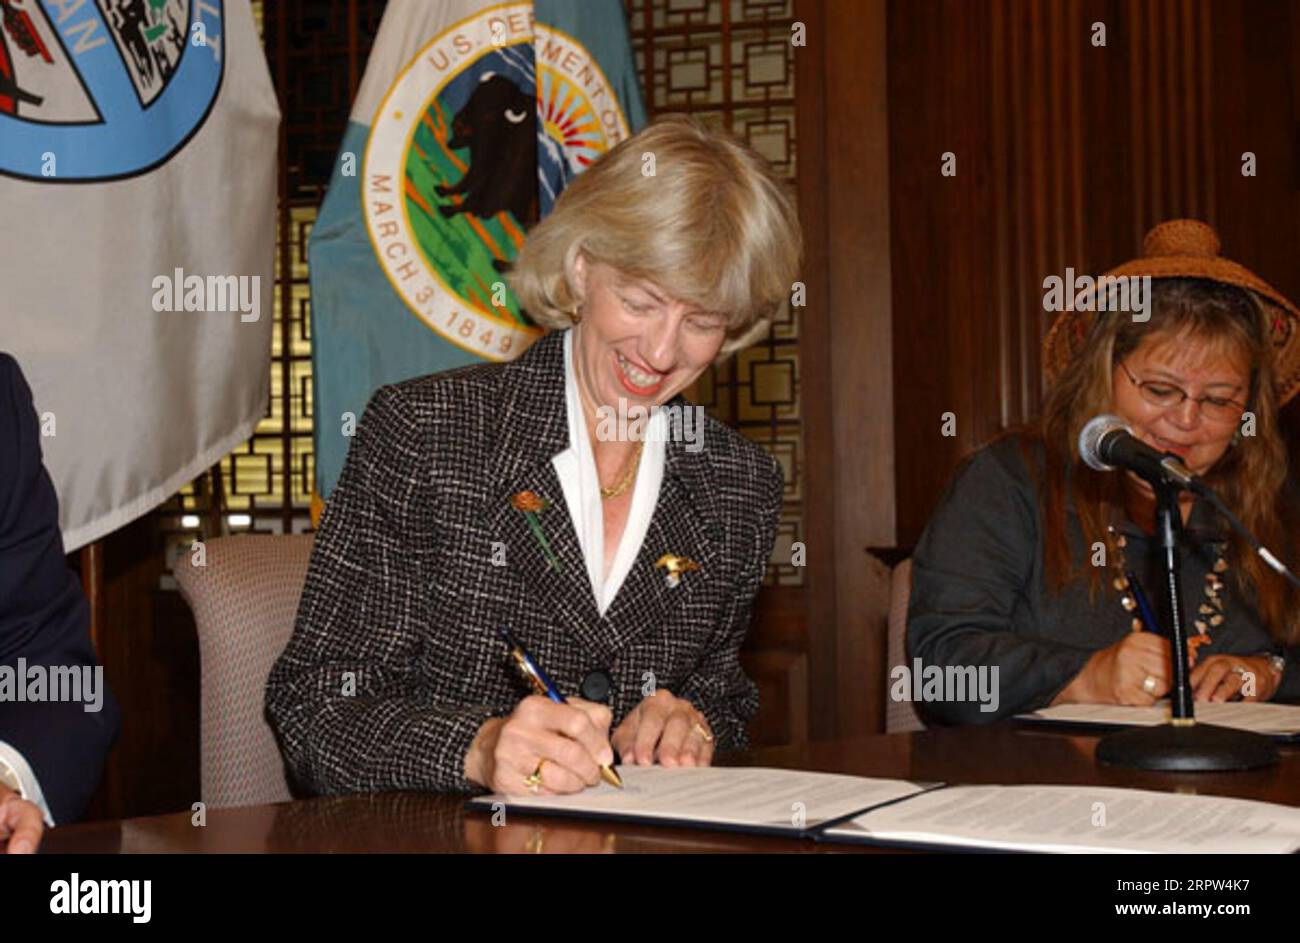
[906,444,1094,724]
[675,454,781,751]
[0,353,120,824]
[265,385,510,796]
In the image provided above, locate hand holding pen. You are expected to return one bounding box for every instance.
[1127,570,1208,668]
[480,628,622,793]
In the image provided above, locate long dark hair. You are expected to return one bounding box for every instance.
[1032,277,1298,643]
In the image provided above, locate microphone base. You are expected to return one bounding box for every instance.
[1095,722,1279,772]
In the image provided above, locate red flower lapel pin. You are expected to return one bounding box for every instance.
[511,491,560,571]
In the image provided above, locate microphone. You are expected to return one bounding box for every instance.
[1077,414,1202,492]
[1078,414,1300,591]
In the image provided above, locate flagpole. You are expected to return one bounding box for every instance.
[347,0,360,101]
[79,541,104,659]
[276,0,292,537]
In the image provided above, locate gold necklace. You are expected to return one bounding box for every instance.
[600,441,644,500]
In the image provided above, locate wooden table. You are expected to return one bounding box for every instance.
[42,721,1300,853]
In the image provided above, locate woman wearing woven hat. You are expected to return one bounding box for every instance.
[908,219,1300,724]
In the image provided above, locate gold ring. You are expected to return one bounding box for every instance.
[690,722,714,743]
[524,759,546,794]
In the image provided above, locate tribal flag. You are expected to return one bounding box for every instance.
[308,0,646,500]
[0,0,280,550]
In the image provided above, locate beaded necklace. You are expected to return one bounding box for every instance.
[1106,524,1226,659]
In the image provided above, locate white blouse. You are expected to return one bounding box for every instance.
[552,328,666,616]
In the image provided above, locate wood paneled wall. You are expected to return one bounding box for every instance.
[789,0,1299,740]
[794,0,895,740]
[886,0,1300,547]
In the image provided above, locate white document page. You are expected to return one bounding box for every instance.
[471,765,928,832]
[1021,701,1300,736]
[824,784,1300,853]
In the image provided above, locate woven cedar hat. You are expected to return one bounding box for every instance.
[1043,219,1300,403]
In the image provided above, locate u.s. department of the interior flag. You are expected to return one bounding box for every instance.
[309,0,646,499]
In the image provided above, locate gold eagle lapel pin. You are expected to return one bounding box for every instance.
[654,553,700,588]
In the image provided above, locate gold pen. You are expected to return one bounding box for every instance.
[499,628,623,788]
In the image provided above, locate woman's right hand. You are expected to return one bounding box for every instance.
[464,696,614,795]
[1060,632,1173,706]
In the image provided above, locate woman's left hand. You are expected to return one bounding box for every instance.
[1190,654,1280,702]
[0,784,43,854]
[611,690,714,767]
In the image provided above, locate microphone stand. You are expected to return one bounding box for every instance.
[1096,475,1279,770]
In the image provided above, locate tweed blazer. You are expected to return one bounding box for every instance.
[265,329,784,796]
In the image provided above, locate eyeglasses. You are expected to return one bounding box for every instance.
[1117,360,1247,423]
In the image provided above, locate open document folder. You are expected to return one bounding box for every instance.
[467,766,1300,853]
[1017,701,1300,741]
